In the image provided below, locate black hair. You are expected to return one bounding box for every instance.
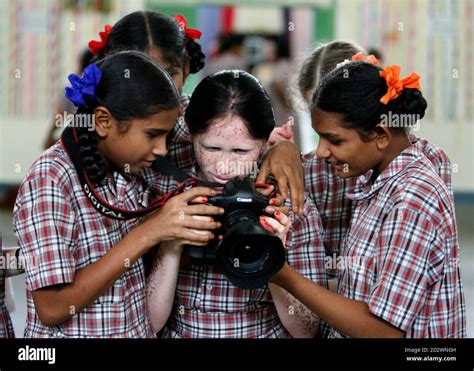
[217,33,245,54]
[75,50,180,183]
[295,40,364,108]
[95,11,205,74]
[367,47,384,63]
[98,11,183,67]
[80,48,94,70]
[185,70,275,140]
[268,35,290,59]
[312,61,427,139]
[185,37,205,74]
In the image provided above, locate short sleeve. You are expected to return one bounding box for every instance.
[13,175,77,290]
[410,134,453,196]
[285,195,328,289]
[367,207,444,332]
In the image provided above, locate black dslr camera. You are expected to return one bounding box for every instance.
[185,178,286,289]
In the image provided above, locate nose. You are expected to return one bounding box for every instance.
[152,137,167,157]
[214,152,237,176]
[315,139,331,159]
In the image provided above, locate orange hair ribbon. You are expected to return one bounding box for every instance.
[351,52,381,67]
[379,65,421,104]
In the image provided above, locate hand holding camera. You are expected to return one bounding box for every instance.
[184,178,287,289]
[139,187,224,250]
[259,210,292,246]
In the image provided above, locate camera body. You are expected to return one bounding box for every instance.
[185,178,286,289]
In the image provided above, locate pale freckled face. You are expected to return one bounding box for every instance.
[192,115,265,184]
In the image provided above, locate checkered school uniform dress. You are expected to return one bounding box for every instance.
[145,94,326,337]
[149,125,329,339]
[166,94,194,169]
[324,146,465,338]
[158,192,327,338]
[13,142,156,338]
[302,134,453,258]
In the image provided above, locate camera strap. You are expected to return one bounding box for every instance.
[151,156,221,188]
[152,158,276,197]
[61,126,277,220]
[61,126,200,221]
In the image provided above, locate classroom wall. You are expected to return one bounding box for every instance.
[335,0,474,192]
[1,0,473,193]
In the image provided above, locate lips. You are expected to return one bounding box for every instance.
[327,161,347,172]
[210,173,233,183]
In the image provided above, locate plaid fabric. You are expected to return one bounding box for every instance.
[0,269,15,338]
[160,186,327,338]
[325,145,465,338]
[167,94,194,170]
[13,143,155,338]
[303,135,455,338]
[303,134,453,258]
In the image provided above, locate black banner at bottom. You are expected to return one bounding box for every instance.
[0,338,472,369]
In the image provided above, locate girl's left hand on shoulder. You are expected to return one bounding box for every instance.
[256,140,304,215]
[259,210,292,246]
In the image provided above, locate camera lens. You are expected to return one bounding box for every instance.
[216,215,286,289]
[226,240,270,274]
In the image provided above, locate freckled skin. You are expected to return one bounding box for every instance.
[192,115,266,184]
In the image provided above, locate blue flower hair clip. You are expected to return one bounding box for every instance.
[65,64,102,107]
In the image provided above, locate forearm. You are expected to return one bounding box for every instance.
[269,282,319,338]
[146,243,183,333]
[32,227,153,326]
[272,264,405,338]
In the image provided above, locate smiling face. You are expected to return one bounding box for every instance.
[192,114,266,184]
[311,107,384,178]
[95,106,180,175]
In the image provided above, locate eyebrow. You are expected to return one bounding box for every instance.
[317,132,342,139]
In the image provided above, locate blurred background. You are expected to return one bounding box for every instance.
[0,0,472,337]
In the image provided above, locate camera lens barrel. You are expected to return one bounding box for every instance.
[216,213,286,289]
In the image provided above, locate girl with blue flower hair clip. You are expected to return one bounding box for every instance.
[13,50,224,338]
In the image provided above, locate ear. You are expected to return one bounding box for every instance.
[373,123,392,150]
[93,106,114,138]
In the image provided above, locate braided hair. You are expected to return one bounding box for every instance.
[184,37,205,74]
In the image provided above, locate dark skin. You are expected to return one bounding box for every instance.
[270,108,410,338]
[34,46,305,326]
[256,140,305,215]
[32,107,224,327]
